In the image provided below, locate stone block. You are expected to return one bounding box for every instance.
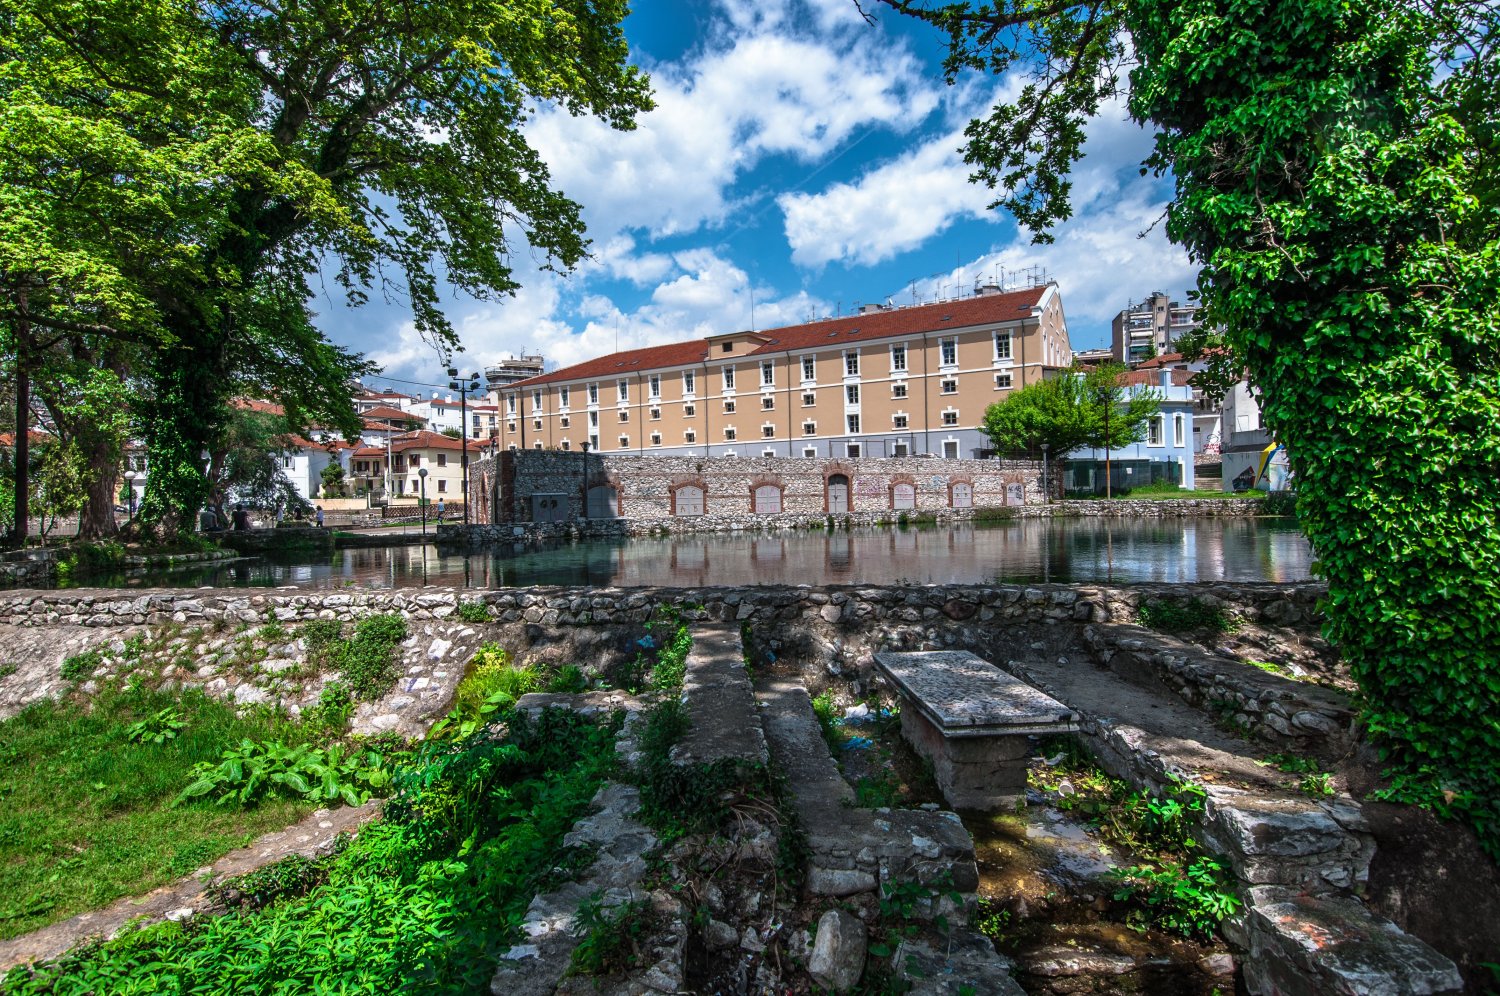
[808,909,867,992]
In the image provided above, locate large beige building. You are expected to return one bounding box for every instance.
[498,285,1071,460]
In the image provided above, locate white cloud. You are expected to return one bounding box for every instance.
[525,7,941,243]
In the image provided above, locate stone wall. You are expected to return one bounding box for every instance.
[0,550,56,587]
[469,451,1046,524]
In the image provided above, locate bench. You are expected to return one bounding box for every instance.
[872,650,1078,811]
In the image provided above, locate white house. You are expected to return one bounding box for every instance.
[1064,368,1199,493]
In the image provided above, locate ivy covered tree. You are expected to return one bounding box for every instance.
[980,363,1159,456]
[1,0,653,534]
[875,0,1500,852]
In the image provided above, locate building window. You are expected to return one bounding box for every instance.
[617,380,629,402]
[506,395,517,414]
[722,342,733,353]
[761,361,774,386]
[803,447,817,458]
[589,433,599,448]
[762,449,776,458]
[674,484,704,516]
[559,386,570,407]
[762,424,775,438]
[588,411,599,428]
[618,410,629,423]
[942,410,959,426]
[649,374,660,397]
[588,383,599,405]
[409,455,420,466]
[1148,415,1164,446]
[531,390,543,412]
[940,337,958,366]
[437,480,448,493]
[845,384,860,405]
[847,442,862,458]
[650,407,661,420]
[684,403,696,417]
[1174,414,1186,447]
[803,421,817,436]
[437,454,447,467]
[724,399,736,414]
[509,444,518,452]
[683,371,696,395]
[724,427,737,441]
[846,414,861,434]
[561,440,571,450]
[560,416,570,428]
[893,414,908,430]
[994,331,1012,360]
[619,435,629,447]
[892,382,908,399]
[535,441,544,450]
[802,356,815,381]
[533,418,542,430]
[844,351,860,376]
[723,366,736,390]
[942,440,959,459]
[941,378,958,394]
[995,373,1013,389]
[651,432,662,446]
[801,392,816,407]
[685,430,697,443]
[890,344,907,372]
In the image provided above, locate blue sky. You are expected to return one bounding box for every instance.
[330,0,1198,393]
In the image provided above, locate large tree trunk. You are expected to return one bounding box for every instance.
[76,443,120,541]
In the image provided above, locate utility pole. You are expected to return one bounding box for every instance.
[447,368,481,527]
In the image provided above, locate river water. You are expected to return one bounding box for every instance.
[77,518,1314,590]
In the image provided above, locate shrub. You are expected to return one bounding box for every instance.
[455,601,490,624]
[1109,856,1241,939]
[60,650,103,682]
[176,739,396,808]
[547,665,589,694]
[1137,598,1240,634]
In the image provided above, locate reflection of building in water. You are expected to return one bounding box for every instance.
[827,534,853,573]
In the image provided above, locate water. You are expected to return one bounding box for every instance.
[74,518,1313,590]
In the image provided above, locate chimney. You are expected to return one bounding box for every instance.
[859,303,885,315]
[1160,370,1172,389]
[976,283,1003,297]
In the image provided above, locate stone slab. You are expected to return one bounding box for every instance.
[669,624,768,767]
[873,650,1078,738]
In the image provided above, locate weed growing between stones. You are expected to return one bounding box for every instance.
[1260,752,1336,797]
[59,649,103,682]
[1137,599,1242,635]
[2,707,619,993]
[568,894,655,976]
[1025,736,1242,941]
[455,600,490,624]
[297,614,407,700]
[207,837,351,912]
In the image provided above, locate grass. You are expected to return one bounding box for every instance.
[0,685,320,940]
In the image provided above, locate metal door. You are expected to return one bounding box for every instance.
[675,485,704,516]
[586,485,617,518]
[827,474,849,513]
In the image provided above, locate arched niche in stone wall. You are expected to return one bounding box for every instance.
[949,475,975,509]
[889,472,917,510]
[749,474,784,514]
[669,474,708,516]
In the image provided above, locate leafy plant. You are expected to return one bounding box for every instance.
[125,708,186,745]
[547,665,589,694]
[568,895,651,976]
[455,601,490,624]
[299,614,408,701]
[428,648,540,742]
[306,682,354,734]
[811,690,843,752]
[1137,599,1240,635]
[59,650,102,683]
[1109,857,1242,939]
[648,623,691,690]
[176,739,395,808]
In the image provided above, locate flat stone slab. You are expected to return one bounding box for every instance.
[670,624,768,767]
[874,650,1078,737]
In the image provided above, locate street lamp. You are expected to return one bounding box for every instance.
[446,367,482,528]
[1095,383,1114,499]
[418,467,429,539]
[124,469,136,526]
[1039,442,1049,504]
[579,441,591,521]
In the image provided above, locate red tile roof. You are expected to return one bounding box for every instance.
[507,288,1051,390]
[361,405,419,421]
[389,430,467,452]
[0,430,51,447]
[233,398,284,415]
[1119,368,1193,388]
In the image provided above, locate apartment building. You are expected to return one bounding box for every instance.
[1110,291,1201,365]
[498,285,1071,460]
[349,430,468,501]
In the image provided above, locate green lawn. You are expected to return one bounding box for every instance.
[0,687,319,940]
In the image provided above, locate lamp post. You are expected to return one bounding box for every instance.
[1095,383,1114,499]
[418,467,428,539]
[580,441,591,521]
[446,367,482,527]
[124,469,136,526]
[1039,442,1049,504]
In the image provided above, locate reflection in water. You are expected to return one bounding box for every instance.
[81,518,1314,591]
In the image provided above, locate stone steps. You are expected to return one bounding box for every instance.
[670,623,767,768]
[994,653,1460,996]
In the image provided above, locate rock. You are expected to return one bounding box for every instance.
[164,907,195,922]
[807,865,877,897]
[1199,952,1235,976]
[704,919,738,951]
[820,603,843,624]
[740,926,767,953]
[808,909,867,992]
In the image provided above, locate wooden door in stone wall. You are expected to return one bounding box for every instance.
[587,485,618,518]
[754,485,782,513]
[827,474,850,513]
[675,485,704,516]
[892,483,915,510]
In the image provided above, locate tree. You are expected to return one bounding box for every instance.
[980,364,1159,455]
[320,462,348,499]
[876,0,1500,853]
[2,0,653,534]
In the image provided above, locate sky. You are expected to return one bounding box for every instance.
[330,0,1199,395]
